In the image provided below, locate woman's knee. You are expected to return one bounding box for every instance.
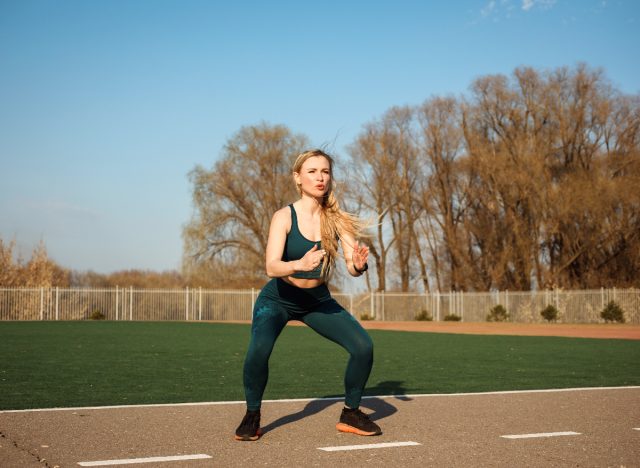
[247,336,276,362]
[351,333,374,362]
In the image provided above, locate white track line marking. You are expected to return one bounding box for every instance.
[318,441,421,452]
[3,385,639,413]
[633,428,640,431]
[77,454,212,466]
[501,431,581,439]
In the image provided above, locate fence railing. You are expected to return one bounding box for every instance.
[0,287,638,324]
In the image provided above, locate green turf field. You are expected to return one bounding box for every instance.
[1,321,639,410]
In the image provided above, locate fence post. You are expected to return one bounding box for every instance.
[545,289,549,307]
[506,290,509,314]
[199,287,202,321]
[370,291,374,319]
[55,287,59,320]
[40,287,44,321]
[129,286,133,321]
[185,287,189,321]
[116,286,119,321]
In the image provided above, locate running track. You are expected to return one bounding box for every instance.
[1,387,639,467]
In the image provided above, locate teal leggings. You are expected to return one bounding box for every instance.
[243,278,374,411]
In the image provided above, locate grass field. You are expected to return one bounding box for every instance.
[1,321,639,411]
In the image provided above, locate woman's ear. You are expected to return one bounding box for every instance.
[293,172,301,185]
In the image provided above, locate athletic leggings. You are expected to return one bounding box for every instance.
[243,278,374,411]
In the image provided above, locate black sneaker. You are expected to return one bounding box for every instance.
[234,409,262,441]
[336,407,382,436]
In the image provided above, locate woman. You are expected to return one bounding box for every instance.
[234,149,381,441]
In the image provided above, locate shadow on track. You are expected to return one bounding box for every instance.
[261,380,409,435]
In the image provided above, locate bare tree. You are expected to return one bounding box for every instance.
[461,69,549,290]
[416,96,467,291]
[0,237,70,287]
[382,106,422,292]
[347,106,422,291]
[540,65,640,288]
[183,123,309,283]
[348,122,395,291]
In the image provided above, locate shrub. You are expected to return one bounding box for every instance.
[600,301,625,323]
[415,309,433,321]
[486,304,510,322]
[359,313,373,321]
[540,305,559,322]
[89,309,106,320]
[444,314,461,321]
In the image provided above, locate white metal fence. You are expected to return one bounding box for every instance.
[1,287,638,323]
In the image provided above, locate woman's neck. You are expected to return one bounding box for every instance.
[296,194,323,216]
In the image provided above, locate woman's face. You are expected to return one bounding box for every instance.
[295,156,331,198]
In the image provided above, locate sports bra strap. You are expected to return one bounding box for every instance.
[288,204,297,226]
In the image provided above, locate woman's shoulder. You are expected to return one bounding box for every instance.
[271,205,293,227]
[273,204,293,217]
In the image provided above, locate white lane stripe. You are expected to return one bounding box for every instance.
[501,431,581,439]
[3,385,639,413]
[77,454,212,466]
[318,441,421,452]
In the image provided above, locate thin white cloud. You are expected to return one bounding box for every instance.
[521,0,557,11]
[472,0,555,24]
[481,0,497,17]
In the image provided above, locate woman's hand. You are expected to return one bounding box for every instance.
[298,244,326,271]
[352,241,369,273]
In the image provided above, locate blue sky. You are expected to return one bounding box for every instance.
[1,0,638,274]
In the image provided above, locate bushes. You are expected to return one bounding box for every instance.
[486,304,510,322]
[541,305,559,322]
[600,301,625,323]
[415,309,433,321]
[89,309,106,320]
[355,299,628,324]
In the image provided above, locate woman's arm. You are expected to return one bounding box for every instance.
[341,231,369,277]
[264,208,325,278]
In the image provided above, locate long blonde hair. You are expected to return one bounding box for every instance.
[293,149,366,278]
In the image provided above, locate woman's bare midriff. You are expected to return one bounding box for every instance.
[282,276,325,289]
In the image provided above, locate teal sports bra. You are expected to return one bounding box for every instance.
[282,204,323,279]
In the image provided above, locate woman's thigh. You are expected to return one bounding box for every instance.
[249,297,290,345]
[301,301,372,352]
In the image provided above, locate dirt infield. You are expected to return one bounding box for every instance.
[1,387,639,467]
[359,321,640,340]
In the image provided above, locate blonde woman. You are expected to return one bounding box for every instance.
[234,149,380,441]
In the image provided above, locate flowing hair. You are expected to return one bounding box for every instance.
[292,149,366,278]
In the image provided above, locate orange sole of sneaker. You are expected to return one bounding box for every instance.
[336,423,381,436]
[234,428,263,441]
